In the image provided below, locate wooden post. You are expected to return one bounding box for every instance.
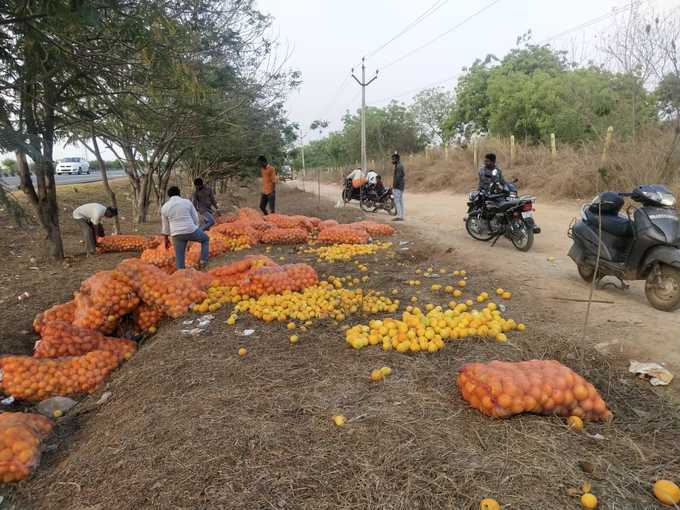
[473,139,478,170]
[601,126,614,163]
[444,145,449,160]
[510,135,515,169]
[550,133,556,160]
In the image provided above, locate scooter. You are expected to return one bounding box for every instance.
[567,185,680,311]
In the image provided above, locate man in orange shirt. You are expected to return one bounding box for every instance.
[258,155,277,215]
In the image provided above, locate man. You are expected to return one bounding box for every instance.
[391,151,405,221]
[191,178,218,230]
[72,203,118,254]
[259,155,277,215]
[161,186,209,270]
[366,169,378,185]
[346,168,363,181]
[478,153,506,193]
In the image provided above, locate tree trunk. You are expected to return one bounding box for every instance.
[91,131,120,234]
[135,173,152,223]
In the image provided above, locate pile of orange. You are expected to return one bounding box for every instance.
[72,270,140,332]
[238,263,318,297]
[0,351,121,402]
[0,412,53,482]
[211,222,260,245]
[140,243,199,273]
[317,225,370,245]
[96,235,159,253]
[208,255,275,287]
[33,301,75,334]
[134,303,165,332]
[260,227,309,245]
[35,320,135,360]
[458,360,613,421]
[319,219,339,230]
[350,221,395,237]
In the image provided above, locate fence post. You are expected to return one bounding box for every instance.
[601,126,614,163]
[444,145,449,160]
[510,135,515,168]
[473,139,478,170]
[550,133,556,160]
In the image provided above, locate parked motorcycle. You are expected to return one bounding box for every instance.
[360,185,397,216]
[567,185,680,311]
[464,181,539,251]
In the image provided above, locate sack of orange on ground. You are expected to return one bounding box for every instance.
[96,234,160,253]
[0,351,121,402]
[350,221,395,237]
[317,225,370,245]
[237,263,318,297]
[33,300,76,334]
[260,227,309,245]
[133,303,165,332]
[35,320,136,361]
[208,255,276,287]
[0,412,53,483]
[457,360,612,421]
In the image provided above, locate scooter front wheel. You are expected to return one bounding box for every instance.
[645,264,680,311]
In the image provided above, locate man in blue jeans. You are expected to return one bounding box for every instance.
[161,186,210,269]
[391,151,405,221]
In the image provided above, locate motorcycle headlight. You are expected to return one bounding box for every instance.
[660,193,676,207]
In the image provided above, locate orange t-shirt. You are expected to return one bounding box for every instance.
[261,164,277,194]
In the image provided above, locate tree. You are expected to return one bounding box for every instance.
[443,58,495,139]
[410,87,455,145]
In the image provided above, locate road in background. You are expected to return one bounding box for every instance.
[1,170,126,189]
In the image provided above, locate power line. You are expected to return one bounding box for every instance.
[316,74,352,121]
[366,0,450,59]
[380,0,503,71]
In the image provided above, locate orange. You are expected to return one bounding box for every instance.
[480,498,500,510]
[580,493,598,508]
[653,480,680,506]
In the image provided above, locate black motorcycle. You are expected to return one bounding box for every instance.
[568,185,680,311]
[360,184,397,216]
[464,181,539,252]
[342,178,365,203]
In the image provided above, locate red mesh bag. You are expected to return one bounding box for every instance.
[133,303,165,332]
[281,264,318,290]
[0,412,53,483]
[317,225,370,244]
[212,222,259,245]
[0,351,121,402]
[350,221,395,237]
[215,213,237,224]
[457,360,613,422]
[33,301,75,334]
[96,235,160,253]
[260,227,309,245]
[237,263,318,297]
[72,271,140,332]
[208,255,275,287]
[264,214,300,229]
[35,321,135,361]
[319,219,339,230]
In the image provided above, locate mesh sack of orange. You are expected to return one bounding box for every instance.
[264,213,300,229]
[352,177,368,188]
[0,412,53,483]
[35,320,136,361]
[96,235,160,253]
[457,360,613,421]
[212,222,259,245]
[319,219,339,230]
[0,351,121,402]
[208,255,276,287]
[281,264,319,291]
[317,225,370,244]
[237,263,318,297]
[33,301,75,334]
[350,221,395,237]
[133,303,165,332]
[215,212,237,224]
[260,227,309,245]
[161,270,208,318]
[140,243,183,273]
[72,270,140,332]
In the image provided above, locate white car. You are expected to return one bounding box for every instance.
[55,157,90,175]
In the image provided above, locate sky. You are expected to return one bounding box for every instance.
[256,0,678,143]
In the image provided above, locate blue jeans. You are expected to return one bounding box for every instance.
[172,228,209,269]
[393,189,404,219]
[201,211,215,230]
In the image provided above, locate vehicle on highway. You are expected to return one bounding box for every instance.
[568,185,680,311]
[279,164,293,181]
[56,157,90,175]
[464,180,539,251]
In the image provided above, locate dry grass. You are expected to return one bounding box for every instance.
[1,181,679,509]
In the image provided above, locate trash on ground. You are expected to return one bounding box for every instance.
[628,361,673,386]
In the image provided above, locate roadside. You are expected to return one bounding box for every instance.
[1,170,126,189]
[291,179,680,376]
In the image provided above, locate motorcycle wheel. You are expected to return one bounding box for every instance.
[342,189,351,203]
[577,264,597,282]
[385,198,397,216]
[645,264,680,311]
[510,221,534,252]
[465,213,495,241]
[360,197,376,213]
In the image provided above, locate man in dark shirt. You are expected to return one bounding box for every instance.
[478,153,506,193]
[391,151,405,221]
[192,178,218,230]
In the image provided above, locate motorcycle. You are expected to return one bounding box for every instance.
[567,185,680,311]
[464,180,540,252]
[360,184,397,216]
[342,178,366,203]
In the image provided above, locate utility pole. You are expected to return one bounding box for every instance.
[298,127,306,191]
[352,57,378,175]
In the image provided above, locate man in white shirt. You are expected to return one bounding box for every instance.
[366,170,378,185]
[346,168,363,181]
[161,186,210,269]
[72,203,118,254]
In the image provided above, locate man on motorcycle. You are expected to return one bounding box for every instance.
[478,153,506,194]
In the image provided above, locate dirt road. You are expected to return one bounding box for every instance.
[292,180,680,375]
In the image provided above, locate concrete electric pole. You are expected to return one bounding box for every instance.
[351,57,378,175]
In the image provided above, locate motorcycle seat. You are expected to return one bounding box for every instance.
[486,199,521,211]
[585,210,634,237]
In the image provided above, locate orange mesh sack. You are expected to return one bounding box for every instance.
[208,255,276,287]
[161,270,208,318]
[133,303,165,332]
[264,214,300,229]
[33,301,76,334]
[0,412,53,483]
[212,222,259,245]
[352,177,367,188]
[317,225,370,244]
[96,235,159,253]
[350,221,395,237]
[35,321,136,361]
[282,264,318,291]
[238,263,318,297]
[458,360,613,422]
[72,271,140,332]
[260,227,309,245]
[318,219,339,230]
[0,351,121,402]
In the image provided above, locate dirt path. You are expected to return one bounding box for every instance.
[292,180,680,375]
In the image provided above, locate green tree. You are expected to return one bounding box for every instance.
[410,87,455,145]
[443,58,495,139]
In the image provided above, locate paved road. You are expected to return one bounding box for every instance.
[1,170,126,189]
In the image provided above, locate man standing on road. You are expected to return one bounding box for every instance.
[391,151,405,221]
[192,178,218,230]
[161,186,209,269]
[259,155,277,215]
[72,203,118,255]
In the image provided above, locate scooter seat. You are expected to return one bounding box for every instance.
[585,210,634,237]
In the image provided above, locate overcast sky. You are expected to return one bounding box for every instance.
[257,0,678,142]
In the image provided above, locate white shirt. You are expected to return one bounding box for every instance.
[73,203,107,224]
[347,168,363,180]
[161,196,199,236]
[366,171,378,184]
